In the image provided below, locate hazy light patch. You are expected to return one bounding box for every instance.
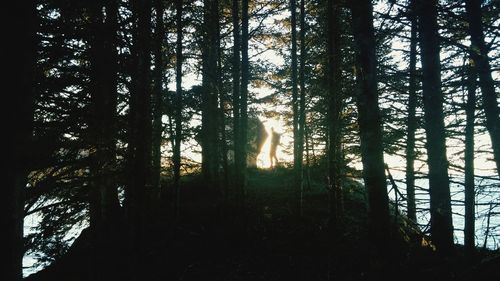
[256,118,289,169]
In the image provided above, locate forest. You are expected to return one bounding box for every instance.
[5,0,500,280]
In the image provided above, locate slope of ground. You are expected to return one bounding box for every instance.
[26,168,500,281]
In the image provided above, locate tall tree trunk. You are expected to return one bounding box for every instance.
[464,62,477,257]
[298,0,307,216]
[290,0,301,215]
[326,0,343,226]
[173,0,183,218]
[88,0,121,231]
[416,0,454,254]
[202,0,220,188]
[7,2,36,280]
[349,0,391,253]
[465,0,500,178]
[405,0,418,222]
[218,8,229,192]
[152,0,165,195]
[126,0,152,273]
[238,0,249,200]
[87,0,121,279]
[232,0,242,200]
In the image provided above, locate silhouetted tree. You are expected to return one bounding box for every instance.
[290,0,301,215]
[464,61,477,256]
[7,1,37,280]
[152,0,166,195]
[125,0,152,273]
[465,0,500,178]
[233,0,250,205]
[87,0,121,278]
[173,0,184,218]
[416,0,454,253]
[202,0,221,187]
[405,0,418,222]
[326,0,343,226]
[348,0,391,254]
[232,0,242,201]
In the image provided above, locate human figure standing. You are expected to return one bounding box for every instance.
[269,127,281,168]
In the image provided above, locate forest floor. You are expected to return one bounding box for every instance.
[26,168,500,281]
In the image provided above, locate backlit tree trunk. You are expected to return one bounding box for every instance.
[326,0,343,226]
[405,0,418,222]
[7,2,36,280]
[464,62,477,256]
[349,0,391,252]
[152,0,166,195]
[173,0,183,218]
[290,0,301,215]
[202,0,221,187]
[465,0,500,178]
[416,0,454,253]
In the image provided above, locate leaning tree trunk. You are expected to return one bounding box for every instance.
[349,0,391,253]
[465,0,500,178]
[416,0,454,254]
[7,1,36,280]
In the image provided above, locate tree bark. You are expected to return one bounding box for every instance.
[416,0,454,254]
[349,0,391,252]
[465,0,500,178]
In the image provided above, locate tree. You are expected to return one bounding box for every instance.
[152,0,166,195]
[201,0,221,187]
[464,61,477,256]
[7,1,37,280]
[326,0,343,226]
[465,0,500,178]
[173,0,184,218]
[290,0,301,215]
[240,0,249,189]
[405,0,418,222]
[125,0,152,271]
[233,0,250,204]
[231,0,244,201]
[87,0,121,278]
[348,0,391,252]
[416,0,454,253]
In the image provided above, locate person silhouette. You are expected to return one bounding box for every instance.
[269,127,281,169]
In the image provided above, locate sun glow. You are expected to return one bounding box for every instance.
[256,118,285,169]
